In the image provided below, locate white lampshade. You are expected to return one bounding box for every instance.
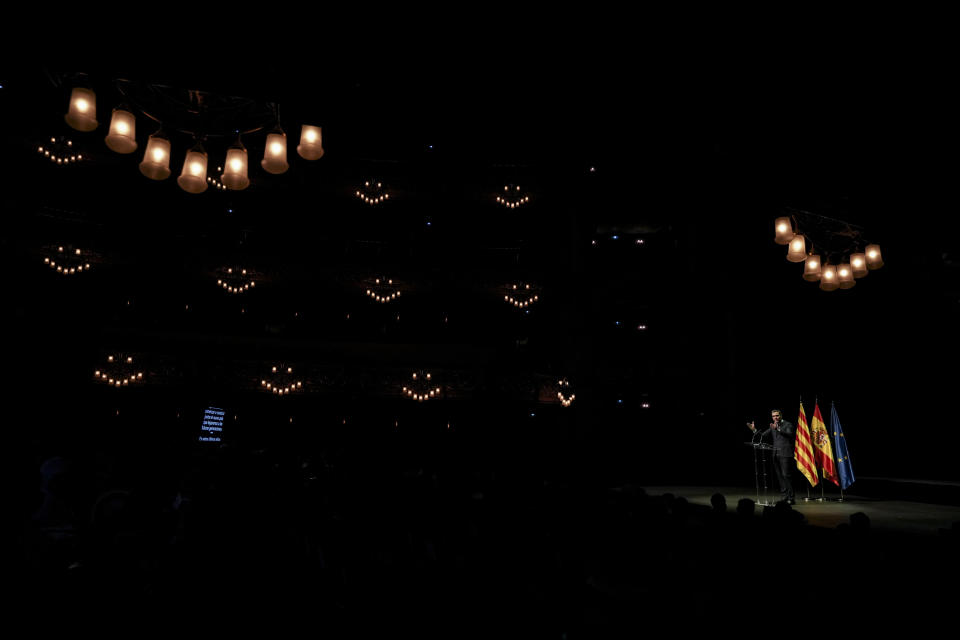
[222,144,250,190]
[850,253,868,278]
[177,146,208,193]
[803,254,822,282]
[837,262,856,289]
[105,108,138,153]
[786,234,807,263]
[865,244,884,269]
[261,132,289,174]
[65,87,98,132]
[820,264,839,291]
[774,217,795,245]
[297,125,324,160]
[139,133,171,180]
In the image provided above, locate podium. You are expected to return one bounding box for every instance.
[744,441,778,506]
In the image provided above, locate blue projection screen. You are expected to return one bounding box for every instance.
[199,406,225,442]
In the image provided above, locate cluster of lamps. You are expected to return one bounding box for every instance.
[37,136,83,165]
[261,365,303,396]
[216,267,257,294]
[403,371,441,402]
[356,181,390,205]
[63,86,324,194]
[504,283,540,308]
[774,216,884,291]
[496,185,531,208]
[94,355,143,388]
[365,277,401,303]
[557,378,575,407]
[43,245,92,275]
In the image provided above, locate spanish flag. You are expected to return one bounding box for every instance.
[811,402,838,486]
[794,403,818,487]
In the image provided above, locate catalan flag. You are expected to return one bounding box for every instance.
[794,402,818,487]
[830,402,855,490]
[811,402,838,486]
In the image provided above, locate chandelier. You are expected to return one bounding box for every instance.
[557,378,576,407]
[504,282,540,309]
[216,267,258,295]
[37,136,84,165]
[42,245,93,275]
[773,209,883,291]
[94,354,144,388]
[356,181,390,205]
[260,364,303,396]
[206,162,228,191]
[496,184,531,209]
[365,276,401,303]
[402,370,442,402]
[59,77,324,194]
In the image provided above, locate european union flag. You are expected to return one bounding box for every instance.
[830,402,855,490]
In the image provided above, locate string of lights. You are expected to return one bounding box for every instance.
[42,245,93,275]
[403,371,442,402]
[94,355,144,388]
[260,365,303,396]
[504,282,540,309]
[206,163,227,191]
[37,136,83,165]
[496,184,530,208]
[365,277,401,303]
[216,267,258,294]
[356,181,390,205]
[557,378,575,407]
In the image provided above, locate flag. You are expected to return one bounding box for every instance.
[811,402,838,486]
[794,402,819,487]
[830,402,855,490]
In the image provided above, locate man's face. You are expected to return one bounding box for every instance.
[771,412,781,423]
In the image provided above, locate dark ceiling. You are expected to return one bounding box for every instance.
[5,40,959,479]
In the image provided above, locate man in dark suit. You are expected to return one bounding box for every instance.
[747,409,796,504]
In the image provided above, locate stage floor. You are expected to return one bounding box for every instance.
[646,485,960,536]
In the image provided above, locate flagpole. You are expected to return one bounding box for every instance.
[800,394,813,503]
[833,401,846,503]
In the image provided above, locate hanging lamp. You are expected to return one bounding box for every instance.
[786,234,807,263]
[139,131,172,180]
[177,142,209,193]
[819,264,839,291]
[773,216,795,245]
[261,128,289,174]
[65,87,98,132]
[104,106,138,153]
[865,244,884,270]
[297,125,324,160]
[222,138,250,190]
[802,254,822,282]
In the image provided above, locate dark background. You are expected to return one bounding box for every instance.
[5,30,958,490]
